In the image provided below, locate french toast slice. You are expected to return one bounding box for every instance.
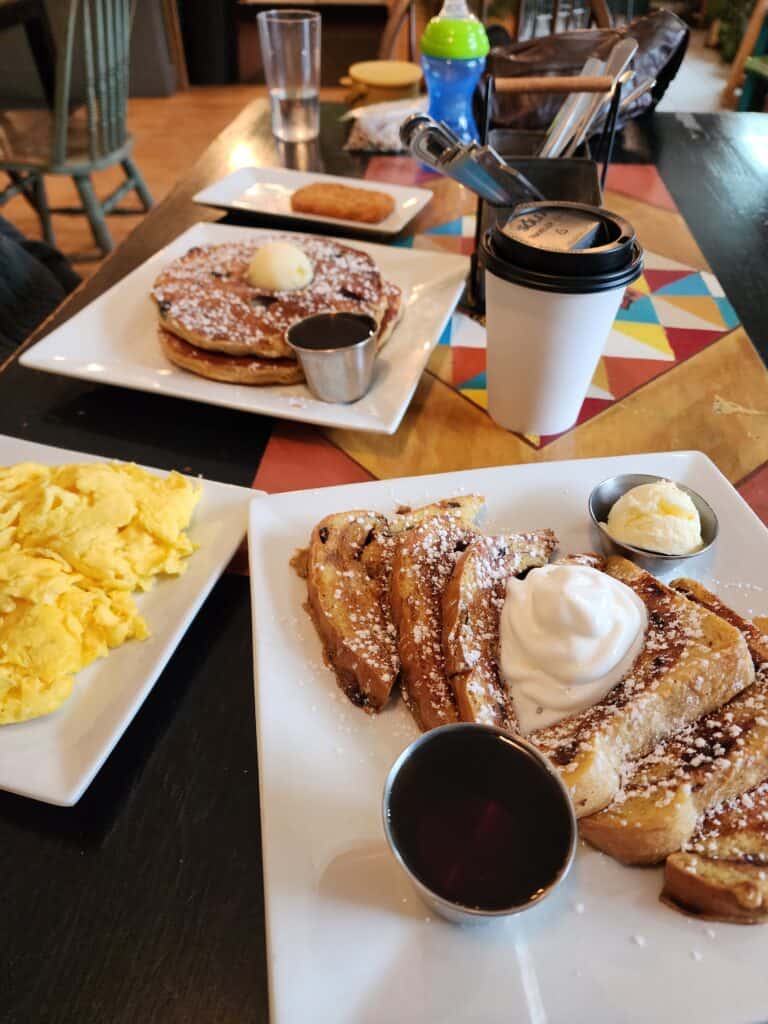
[671,579,768,659]
[532,556,755,818]
[581,581,768,864]
[390,515,484,731]
[662,782,768,923]
[306,496,483,711]
[391,495,485,534]
[307,509,396,711]
[441,530,558,728]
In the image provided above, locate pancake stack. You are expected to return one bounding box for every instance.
[151,235,403,387]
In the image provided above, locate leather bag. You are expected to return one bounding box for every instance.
[484,10,690,131]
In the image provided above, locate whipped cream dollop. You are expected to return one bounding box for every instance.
[499,563,647,734]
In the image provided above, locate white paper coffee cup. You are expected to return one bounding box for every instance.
[481,202,644,436]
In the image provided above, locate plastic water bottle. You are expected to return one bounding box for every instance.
[420,0,489,144]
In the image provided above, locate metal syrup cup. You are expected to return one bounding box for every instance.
[287,312,378,404]
[382,723,577,924]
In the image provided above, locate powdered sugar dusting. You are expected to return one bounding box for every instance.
[152,237,391,355]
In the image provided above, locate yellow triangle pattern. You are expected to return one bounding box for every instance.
[612,320,675,357]
[591,357,610,393]
[661,295,726,329]
[461,387,488,409]
[632,274,651,296]
[428,346,452,381]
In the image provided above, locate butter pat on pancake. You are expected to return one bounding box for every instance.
[0,462,200,591]
[0,547,148,724]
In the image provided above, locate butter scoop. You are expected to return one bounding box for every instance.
[604,480,702,555]
[247,241,314,292]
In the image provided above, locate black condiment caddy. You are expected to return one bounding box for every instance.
[466,75,624,312]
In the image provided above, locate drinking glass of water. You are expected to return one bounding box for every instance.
[257,9,321,143]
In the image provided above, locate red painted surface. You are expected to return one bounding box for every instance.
[451,346,486,386]
[643,269,693,291]
[252,422,375,494]
[665,327,725,361]
[603,356,675,399]
[604,164,677,212]
[738,463,768,526]
[364,156,432,186]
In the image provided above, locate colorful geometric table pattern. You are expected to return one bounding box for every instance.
[404,215,739,448]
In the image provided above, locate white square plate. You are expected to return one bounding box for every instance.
[20,222,468,435]
[193,166,433,236]
[0,433,255,806]
[248,452,768,1024]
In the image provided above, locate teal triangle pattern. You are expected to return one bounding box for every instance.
[715,297,739,329]
[393,235,415,248]
[459,370,487,390]
[438,320,453,346]
[615,295,660,324]
[425,218,464,237]
[656,273,711,297]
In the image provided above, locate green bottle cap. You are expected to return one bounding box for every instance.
[420,16,490,60]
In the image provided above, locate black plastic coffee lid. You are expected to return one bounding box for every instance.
[481,201,644,295]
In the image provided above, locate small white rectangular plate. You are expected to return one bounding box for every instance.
[193,166,433,236]
[20,222,468,435]
[0,433,255,806]
[248,452,768,1024]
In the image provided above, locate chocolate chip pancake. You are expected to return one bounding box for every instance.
[152,237,388,359]
[157,327,305,385]
[158,279,403,387]
[377,280,403,350]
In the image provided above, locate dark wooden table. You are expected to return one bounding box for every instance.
[2,101,768,1024]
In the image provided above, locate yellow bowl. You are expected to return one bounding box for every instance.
[342,60,423,106]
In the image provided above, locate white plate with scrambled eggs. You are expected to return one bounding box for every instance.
[0,434,255,805]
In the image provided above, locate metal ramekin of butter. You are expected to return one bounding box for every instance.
[588,473,719,574]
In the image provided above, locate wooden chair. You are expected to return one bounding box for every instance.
[740,54,768,110]
[0,0,152,257]
[377,0,611,61]
[723,0,768,108]
[378,0,417,61]
[515,0,612,41]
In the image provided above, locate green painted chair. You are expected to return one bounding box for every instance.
[741,54,768,109]
[738,14,768,112]
[0,0,152,257]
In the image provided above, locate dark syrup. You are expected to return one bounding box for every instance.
[288,312,376,351]
[388,731,573,910]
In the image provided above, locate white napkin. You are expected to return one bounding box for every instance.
[343,96,428,153]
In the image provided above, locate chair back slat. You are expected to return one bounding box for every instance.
[110,0,120,149]
[49,0,133,166]
[52,0,81,165]
[92,0,109,154]
[82,0,100,162]
[104,0,115,151]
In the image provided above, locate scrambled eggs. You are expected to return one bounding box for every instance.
[0,462,200,724]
